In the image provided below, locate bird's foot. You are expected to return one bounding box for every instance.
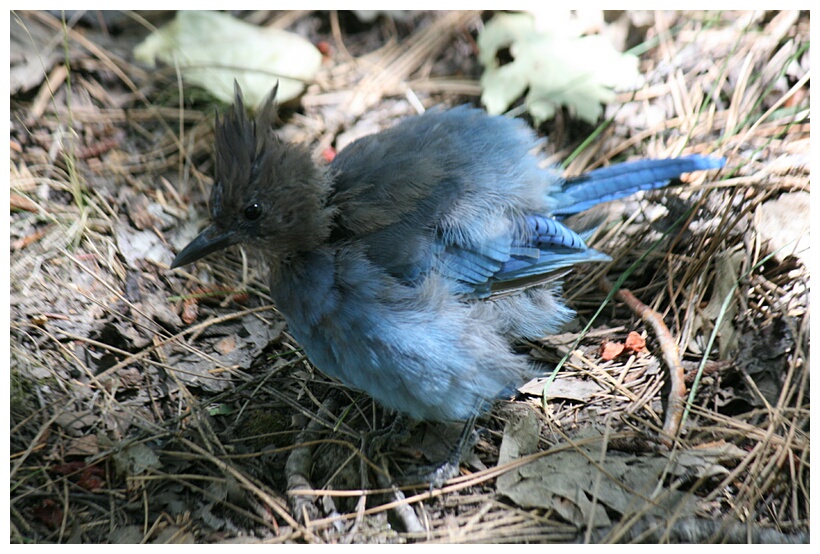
[396,415,480,488]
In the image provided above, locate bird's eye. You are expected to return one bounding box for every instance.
[244,203,262,220]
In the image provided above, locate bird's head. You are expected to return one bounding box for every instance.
[171,83,332,269]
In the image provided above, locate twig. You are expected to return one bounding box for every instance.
[285,396,341,524]
[597,276,686,446]
[374,470,425,534]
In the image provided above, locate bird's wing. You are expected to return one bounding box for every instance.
[328,106,541,286]
[424,156,725,297]
[329,107,723,298]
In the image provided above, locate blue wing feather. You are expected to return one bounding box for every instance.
[432,155,724,297]
[330,106,724,300]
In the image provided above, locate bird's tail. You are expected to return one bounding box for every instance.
[552,155,725,217]
[489,154,724,287]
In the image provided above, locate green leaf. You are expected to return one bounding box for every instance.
[134,11,321,108]
[478,12,639,124]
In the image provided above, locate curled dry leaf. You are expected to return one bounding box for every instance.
[624,331,646,353]
[600,331,647,361]
[599,340,625,361]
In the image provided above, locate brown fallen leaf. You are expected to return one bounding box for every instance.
[599,340,625,361]
[33,499,63,529]
[624,331,646,354]
[600,332,647,361]
[76,466,106,491]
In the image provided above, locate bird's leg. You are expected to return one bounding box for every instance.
[285,395,341,522]
[365,411,411,461]
[397,413,479,488]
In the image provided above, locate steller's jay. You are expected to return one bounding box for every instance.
[171,84,723,433]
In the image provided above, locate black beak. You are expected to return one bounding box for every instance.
[170,225,238,268]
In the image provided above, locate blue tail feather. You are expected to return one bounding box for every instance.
[439,154,723,298]
[553,155,725,216]
[483,154,723,293]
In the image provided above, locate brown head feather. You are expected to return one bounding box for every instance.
[207,83,333,258]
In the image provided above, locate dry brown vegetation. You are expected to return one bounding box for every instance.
[9,11,809,543]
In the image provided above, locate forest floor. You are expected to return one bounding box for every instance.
[9,10,809,543]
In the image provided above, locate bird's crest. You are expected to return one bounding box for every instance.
[211,82,280,220]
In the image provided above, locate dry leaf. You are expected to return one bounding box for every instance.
[599,340,625,361]
[134,11,321,108]
[478,11,639,124]
[624,331,646,353]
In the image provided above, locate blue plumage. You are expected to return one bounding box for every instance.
[172,86,724,422]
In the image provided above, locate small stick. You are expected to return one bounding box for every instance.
[598,276,686,446]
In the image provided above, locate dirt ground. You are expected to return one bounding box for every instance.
[9,10,809,543]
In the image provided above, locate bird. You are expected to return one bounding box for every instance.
[171,83,723,437]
